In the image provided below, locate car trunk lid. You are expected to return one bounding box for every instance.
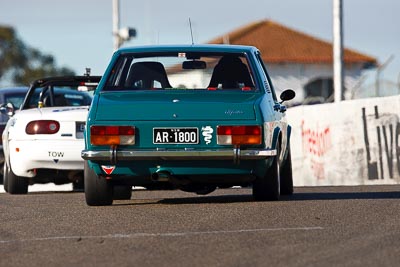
[14,107,89,140]
[94,91,260,121]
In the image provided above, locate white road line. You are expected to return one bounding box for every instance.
[0,227,324,244]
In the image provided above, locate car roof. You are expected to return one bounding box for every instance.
[20,75,101,110]
[117,44,259,55]
[41,87,92,94]
[30,75,102,88]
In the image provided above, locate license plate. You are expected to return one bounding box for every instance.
[76,122,85,139]
[153,127,198,144]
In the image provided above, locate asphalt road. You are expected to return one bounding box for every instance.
[1,185,400,267]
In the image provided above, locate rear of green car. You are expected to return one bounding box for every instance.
[82,45,294,206]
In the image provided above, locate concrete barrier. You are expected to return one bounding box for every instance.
[287,95,400,186]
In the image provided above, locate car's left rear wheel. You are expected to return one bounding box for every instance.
[4,161,28,194]
[0,162,4,184]
[84,161,113,206]
[3,162,8,193]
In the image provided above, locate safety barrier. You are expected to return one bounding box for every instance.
[287,95,400,186]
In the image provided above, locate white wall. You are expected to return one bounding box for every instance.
[287,95,400,186]
[168,70,211,89]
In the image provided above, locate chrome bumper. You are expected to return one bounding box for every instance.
[81,148,276,163]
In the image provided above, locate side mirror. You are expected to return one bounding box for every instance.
[280,89,296,103]
[0,103,16,117]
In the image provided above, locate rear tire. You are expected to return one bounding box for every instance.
[280,145,294,195]
[4,160,28,194]
[0,162,4,184]
[253,142,280,201]
[84,161,113,206]
[113,186,132,200]
[3,162,9,193]
[72,178,84,192]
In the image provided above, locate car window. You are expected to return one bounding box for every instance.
[256,52,278,101]
[105,52,257,91]
[5,93,26,109]
[27,86,92,108]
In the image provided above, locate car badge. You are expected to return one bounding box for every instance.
[201,126,214,145]
[101,165,115,175]
[225,110,244,116]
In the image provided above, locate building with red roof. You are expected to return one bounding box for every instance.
[208,20,377,104]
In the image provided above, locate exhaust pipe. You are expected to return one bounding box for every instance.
[151,170,171,182]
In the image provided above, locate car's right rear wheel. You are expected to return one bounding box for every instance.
[4,161,28,194]
[280,145,294,195]
[252,142,281,201]
[84,160,113,206]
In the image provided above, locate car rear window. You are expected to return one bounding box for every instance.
[104,52,257,92]
[26,86,92,108]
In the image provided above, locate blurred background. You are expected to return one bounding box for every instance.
[0,0,399,102]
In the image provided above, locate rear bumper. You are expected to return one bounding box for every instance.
[10,140,84,177]
[81,148,276,163]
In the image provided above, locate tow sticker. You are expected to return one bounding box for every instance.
[48,151,64,164]
[201,126,213,145]
[49,151,64,157]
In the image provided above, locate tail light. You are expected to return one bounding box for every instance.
[26,120,60,135]
[90,125,135,145]
[217,125,262,145]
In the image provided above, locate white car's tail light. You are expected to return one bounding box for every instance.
[90,126,135,145]
[25,120,60,135]
[217,125,262,145]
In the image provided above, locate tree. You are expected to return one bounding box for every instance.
[0,25,75,86]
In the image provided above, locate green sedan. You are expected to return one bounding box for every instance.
[82,44,295,206]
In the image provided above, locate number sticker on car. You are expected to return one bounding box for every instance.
[76,122,86,139]
[153,128,198,144]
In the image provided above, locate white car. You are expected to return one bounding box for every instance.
[2,75,101,194]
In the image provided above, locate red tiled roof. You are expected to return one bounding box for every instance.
[208,20,377,68]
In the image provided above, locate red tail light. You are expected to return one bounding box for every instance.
[90,125,135,145]
[217,125,262,145]
[26,120,60,135]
